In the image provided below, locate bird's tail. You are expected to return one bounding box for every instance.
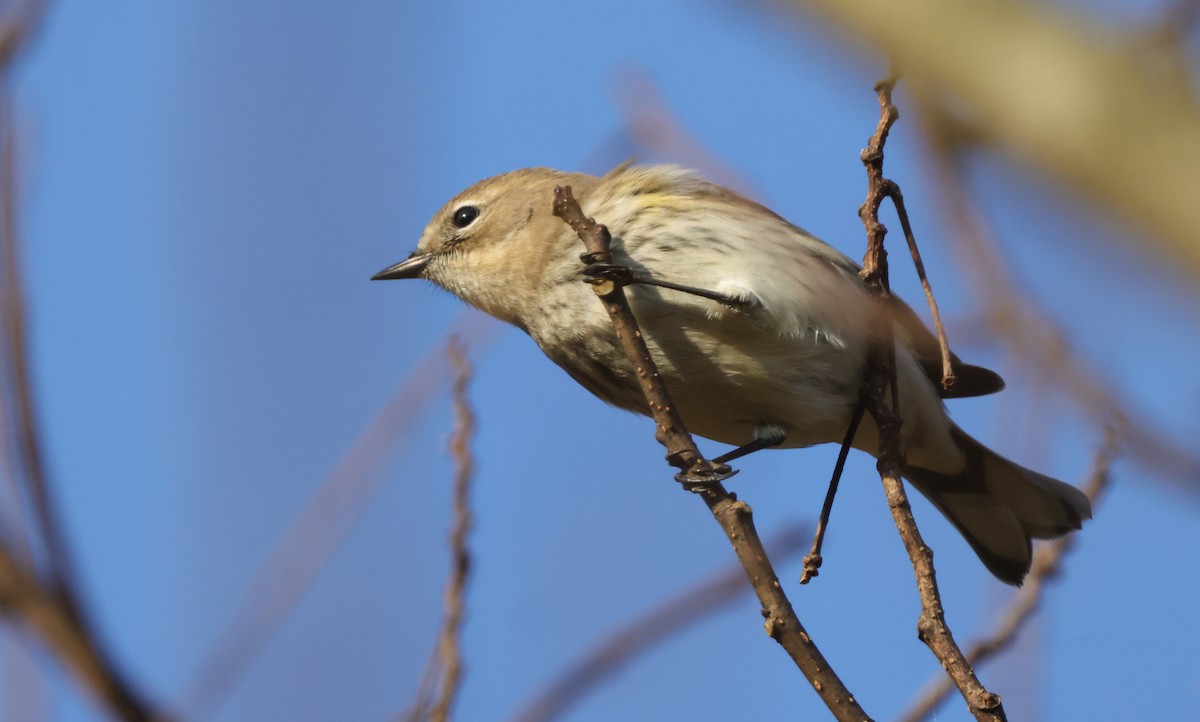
[904,429,1092,585]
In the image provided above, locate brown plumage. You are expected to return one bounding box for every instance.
[373,164,1091,584]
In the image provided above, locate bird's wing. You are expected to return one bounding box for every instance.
[708,178,1005,399]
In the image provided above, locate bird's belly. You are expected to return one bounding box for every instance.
[647,323,864,448]
[533,291,866,449]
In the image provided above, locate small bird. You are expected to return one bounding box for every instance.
[373,164,1090,585]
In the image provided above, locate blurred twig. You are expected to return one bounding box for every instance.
[0,0,46,68]
[1138,0,1200,62]
[598,67,761,198]
[552,186,870,722]
[510,523,811,722]
[1,2,160,717]
[0,549,152,720]
[918,108,1200,496]
[788,0,1200,279]
[857,73,1004,722]
[182,312,499,720]
[898,428,1118,722]
[404,338,477,722]
[1,0,60,593]
[435,338,475,721]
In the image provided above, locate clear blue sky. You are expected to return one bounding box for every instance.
[7,1,1199,720]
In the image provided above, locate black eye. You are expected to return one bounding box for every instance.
[452,205,480,229]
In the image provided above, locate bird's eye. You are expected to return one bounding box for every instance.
[452,205,480,229]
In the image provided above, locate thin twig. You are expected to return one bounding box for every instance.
[883,180,954,389]
[510,523,811,722]
[854,70,954,390]
[898,428,1118,722]
[552,186,870,722]
[857,73,1005,722]
[181,312,498,720]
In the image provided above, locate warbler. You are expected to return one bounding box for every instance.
[373,164,1090,585]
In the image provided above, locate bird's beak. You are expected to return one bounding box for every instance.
[371,252,431,280]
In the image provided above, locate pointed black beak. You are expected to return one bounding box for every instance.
[371,252,431,280]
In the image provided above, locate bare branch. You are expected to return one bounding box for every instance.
[553,186,871,722]
[553,188,727,483]
[857,74,1005,722]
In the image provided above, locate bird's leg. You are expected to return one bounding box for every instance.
[712,424,787,464]
[800,401,866,584]
[579,258,755,309]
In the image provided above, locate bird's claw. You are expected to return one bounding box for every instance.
[674,462,738,490]
[581,262,640,287]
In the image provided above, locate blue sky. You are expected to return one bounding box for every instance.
[5,1,1198,720]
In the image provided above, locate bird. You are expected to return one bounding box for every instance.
[372,163,1091,585]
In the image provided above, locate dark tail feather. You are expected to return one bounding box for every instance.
[904,430,1092,585]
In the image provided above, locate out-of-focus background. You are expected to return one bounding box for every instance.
[1,1,1197,720]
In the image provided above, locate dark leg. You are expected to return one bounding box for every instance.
[713,425,787,465]
[800,401,866,584]
[580,261,756,309]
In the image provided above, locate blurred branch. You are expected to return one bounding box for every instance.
[2,101,76,615]
[404,337,477,722]
[857,73,1004,722]
[1,0,59,593]
[0,0,46,68]
[1139,0,1200,60]
[898,428,1118,722]
[0,549,151,720]
[788,0,1200,279]
[510,523,810,722]
[0,3,160,716]
[918,108,1200,496]
[181,312,499,720]
[552,186,870,722]
[599,66,761,198]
